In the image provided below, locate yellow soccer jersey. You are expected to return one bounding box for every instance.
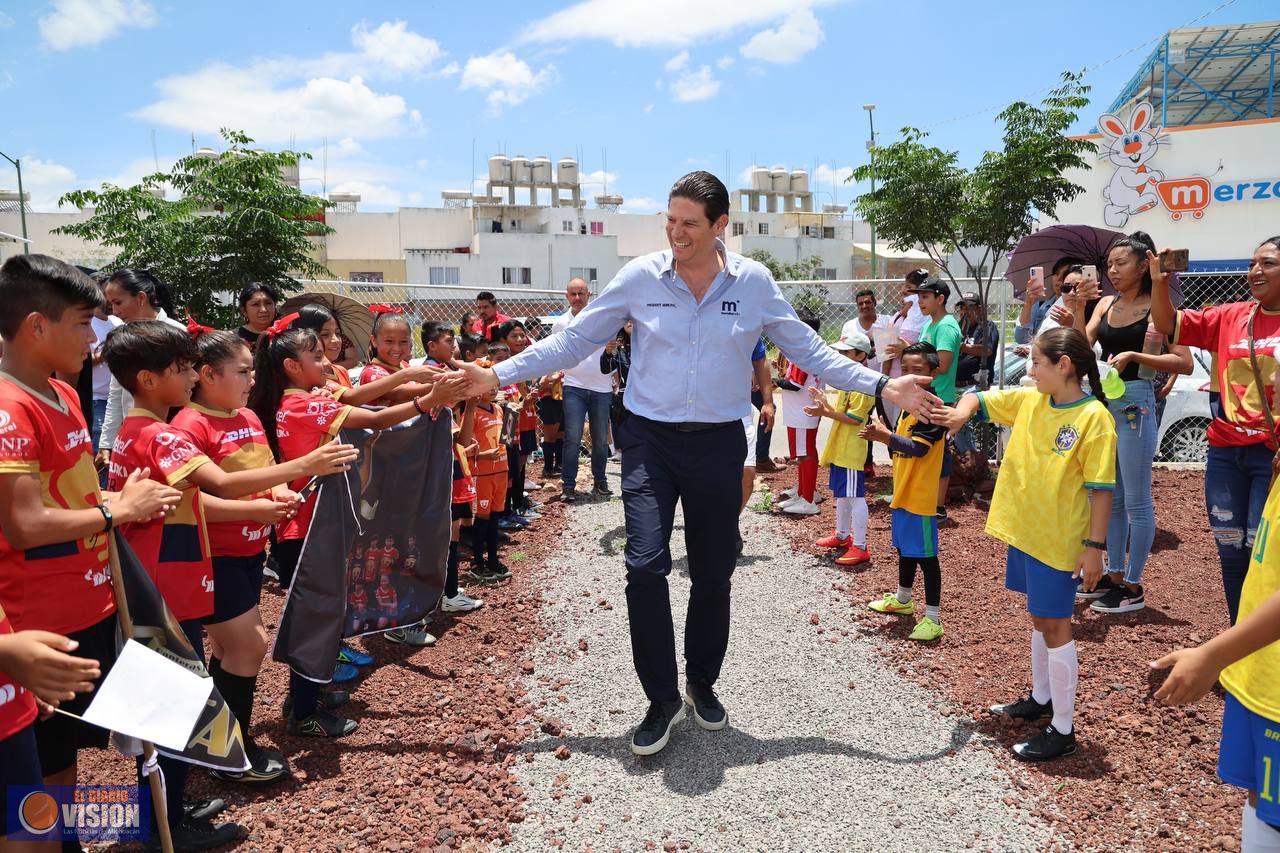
[819,390,875,470]
[889,409,946,517]
[1220,480,1280,722]
[978,387,1116,572]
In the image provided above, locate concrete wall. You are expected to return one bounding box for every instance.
[0,210,113,267]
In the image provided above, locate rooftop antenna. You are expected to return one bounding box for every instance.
[471,137,476,196]
[322,137,328,198]
[602,147,608,195]
[190,132,195,155]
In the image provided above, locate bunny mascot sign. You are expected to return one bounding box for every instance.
[1098,102,1170,228]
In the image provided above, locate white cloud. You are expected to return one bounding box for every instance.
[18,156,78,210]
[39,0,156,51]
[460,50,555,110]
[664,50,689,72]
[740,6,824,64]
[644,103,655,113]
[133,21,448,142]
[521,0,833,48]
[717,55,736,70]
[814,164,854,186]
[621,196,662,212]
[579,169,619,190]
[670,65,720,103]
[435,61,460,78]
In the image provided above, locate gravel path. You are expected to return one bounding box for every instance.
[509,465,1061,852]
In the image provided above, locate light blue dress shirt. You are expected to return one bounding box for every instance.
[493,243,883,423]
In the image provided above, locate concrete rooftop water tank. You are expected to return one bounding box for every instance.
[488,155,511,182]
[771,168,790,192]
[510,155,531,183]
[751,167,772,191]
[531,156,552,183]
[557,158,579,186]
[790,170,810,193]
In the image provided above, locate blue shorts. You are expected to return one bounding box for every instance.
[1219,692,1280,827]
[1004,545,1077,619]
[891,508,938,558]
[828,466,866,499]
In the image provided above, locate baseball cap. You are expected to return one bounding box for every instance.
[905,268,930,286]
[959,291,981,304]
[835,330,873,355]
[908,278,951,299]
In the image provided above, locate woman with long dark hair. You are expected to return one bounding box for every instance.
[236,283,280,351]
[1074,232,1191,614]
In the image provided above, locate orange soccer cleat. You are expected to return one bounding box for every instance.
[834,544,871,568]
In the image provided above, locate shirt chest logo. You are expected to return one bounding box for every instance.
[720,300,740,316]
[1053,425,1080,456]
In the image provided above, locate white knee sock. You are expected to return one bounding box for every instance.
[1031,630,1051,705]
[850,496,868,547]
[835,497,853,540]
[1243,802,1280,851]
[1047,641,1078,734]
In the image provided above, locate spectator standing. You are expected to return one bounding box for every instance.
[915,279,963,520]
[880,268,933,424]
[235,283,280,352]
[88,288,123,481]
[473,291,512,340]
[1016,258,1081,345]
[841,288,894,374]
[553,278,615,503]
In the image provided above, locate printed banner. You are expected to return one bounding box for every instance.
[110,533,250,773]
[273,410,452,682]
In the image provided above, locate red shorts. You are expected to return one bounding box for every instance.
[475,471,508,517]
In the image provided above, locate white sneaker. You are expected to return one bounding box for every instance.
[779,487,798,501]
[384,623,436,646]
[441,590,484,613]
[781,497,820,516]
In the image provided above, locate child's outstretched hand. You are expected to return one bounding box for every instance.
[929,404,966,432]
[802,386,830,419]
[859,415,892,444]
[1148,646,1221,706]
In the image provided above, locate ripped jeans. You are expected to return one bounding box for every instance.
[1205,442,1273,624]
[1107,380,1158,585]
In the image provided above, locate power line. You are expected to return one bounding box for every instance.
[920,0,1240,130]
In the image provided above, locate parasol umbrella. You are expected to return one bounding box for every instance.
[279,292,376,362]
[1006,223,1184,306]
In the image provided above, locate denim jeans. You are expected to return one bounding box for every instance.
[90,398,108,488]
[562,385,612,490]
[1106,380,1158,585]
[1205,442,1273,624]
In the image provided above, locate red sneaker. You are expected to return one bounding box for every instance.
[815,534,851,549]
[834,544,871,567]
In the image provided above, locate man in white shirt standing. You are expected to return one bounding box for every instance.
[89,295,123,485]
[553,278,615,502]
[879,268,932,424]
[840,288,893,374]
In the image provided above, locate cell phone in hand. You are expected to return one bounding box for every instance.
[1081,264,1098,282]
[1163,249,1190,272]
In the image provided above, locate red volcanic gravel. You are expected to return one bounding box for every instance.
[759,463,1240,852]
[77,487,570,851]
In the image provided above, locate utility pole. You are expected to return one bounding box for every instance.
[0,150,29,254]
[862,105,876,278]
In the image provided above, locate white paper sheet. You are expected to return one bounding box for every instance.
[81,639,213,752]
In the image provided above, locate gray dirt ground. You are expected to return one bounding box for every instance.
[507,464,1060,852]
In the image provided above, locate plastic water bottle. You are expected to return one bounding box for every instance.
[1100,363,1127,399]
[1137,322,1162,380]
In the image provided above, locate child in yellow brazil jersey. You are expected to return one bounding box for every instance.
[933,327,1116,763]
[1152,357,1280,849]
[859,342,946,642]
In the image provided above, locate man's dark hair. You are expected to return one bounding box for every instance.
[0,254,104,339]
[102,320,196,394]
[855,288,876,302]
[1051,257,1084,276]
[902,340,940,371]
[795,306,821,333]
[476,291,497,305]
[669,171,729,223]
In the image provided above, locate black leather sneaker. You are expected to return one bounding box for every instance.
[684,681,728,731]
[1012,724,1077,761]
[147,816,243,852]
[989,695,1053,721]
[631,700,685,756]
[280,689,349,719]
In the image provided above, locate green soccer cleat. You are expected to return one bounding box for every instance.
[868,593,915,615]
[908,617,944,642]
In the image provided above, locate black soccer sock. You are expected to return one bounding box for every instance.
[469,519,486,563]
[553,438,564,469]
[214,667,258,752]
[920,556,942,609]
[541,442,554,471]
[445,541,459,597]
[289,670,320,721]
[485,516,500,563]
[897,555,918,593]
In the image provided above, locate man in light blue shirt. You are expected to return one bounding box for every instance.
[449,172,937,756]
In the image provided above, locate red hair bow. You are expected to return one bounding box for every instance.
[267,312,300,339]
[185,313,215,338]
[368,304,402,314]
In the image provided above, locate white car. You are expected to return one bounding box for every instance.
[1155,348,1211,464]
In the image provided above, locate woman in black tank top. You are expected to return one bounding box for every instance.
[1074,232,1192,615]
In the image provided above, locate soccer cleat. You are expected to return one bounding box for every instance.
[868,593,915,615]
[908,616,944,642]
[211,743,290,785]
[1090,584,1146,614]
[815,533,851,549]
[496,515,527,530]
[331,663,361,684]
[780,497,820,516]
[183,798,226,823]
[287,707,358,738]
[1075,574,1119,600]
[778,486,798,501]
[384,623,437,647]
[834,544,871,568]
[441,590,484,613]
[631,700,686,756]
[280,689,349,720]
[1012,724,1077,761]
[989,695,1053,721]
[337,642,374,667]
[146,817,243,852]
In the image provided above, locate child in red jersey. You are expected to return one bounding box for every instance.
[443,397,484,613]
[358,309,440,406]
[471,381,511,583]
[349,583,370,633]
[375,573,398,628]
[293,304,437,404]
[170,327,357,785]
[247,326,464,738]
[0,256,178,832]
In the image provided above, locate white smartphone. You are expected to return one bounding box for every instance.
[1082,264,1098,282]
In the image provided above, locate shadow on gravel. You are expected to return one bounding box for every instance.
[1149,526,1182,554]
[520,722,973,795]
[671,553,774,577]
[1070,606,1192,645]
[970,715,1112,779]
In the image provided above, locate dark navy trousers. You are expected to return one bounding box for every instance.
[617,415,746,703]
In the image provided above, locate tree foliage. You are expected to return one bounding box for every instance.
[747,250,830,317]
[56,129,332,327]
[853,72,1094,307]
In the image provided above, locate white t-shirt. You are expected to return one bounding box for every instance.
[550,312,614,394]
[91,315,124,400]
[883,295,928,379]
[840,314,893,373]
[780,370,822,430]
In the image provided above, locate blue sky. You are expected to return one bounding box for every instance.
[2,0,1275,213]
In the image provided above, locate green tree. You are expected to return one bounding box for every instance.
[852,72,1094,308]
[746,249,829,318]
[57,129,332,327]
